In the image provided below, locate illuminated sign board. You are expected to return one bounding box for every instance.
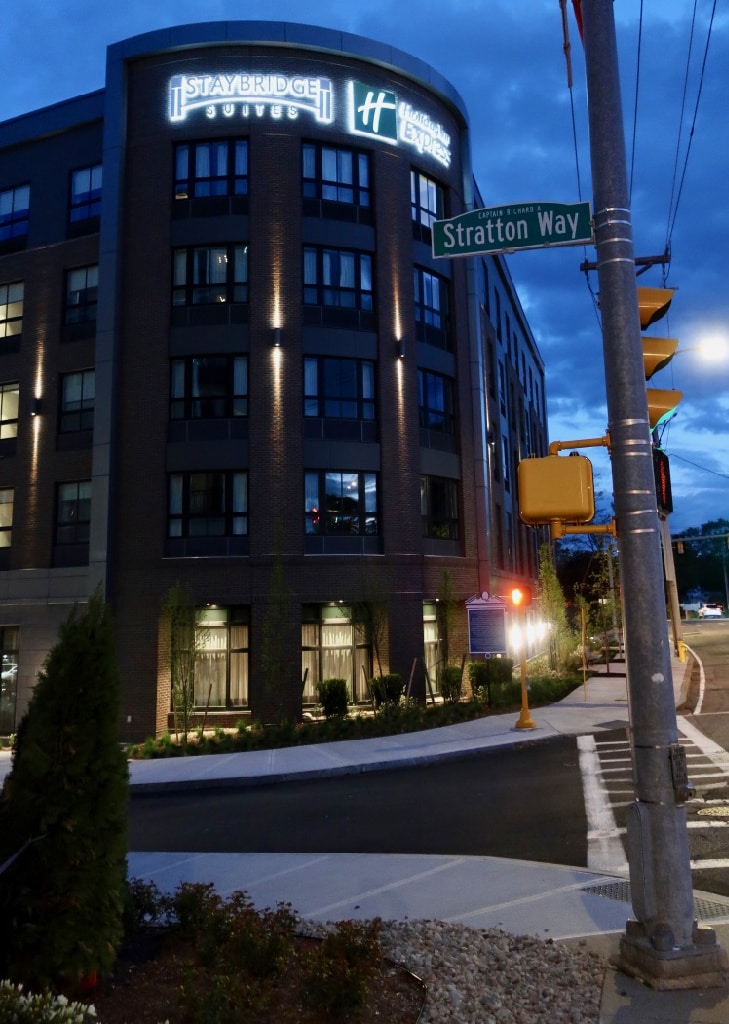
[167,72,452,168]
[169,73,334,123]
[348,81,451,167]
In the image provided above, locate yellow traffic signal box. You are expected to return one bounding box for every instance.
[517,453,595,526]
[637,286,674,329]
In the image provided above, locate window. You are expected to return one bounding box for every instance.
[421,475,459,540]
[417,369,455,434]
[60,370,94,432]
[0,627,19,734]
[411,170,444,240]
[171,356,247,419]
[64,265,98,325]
[169,471,247,537]
[56,481,91,544]
[173,245,248,306]
[303,143,370,209]
[304,357,374,420]
[175,140,248,198]
[303,247,372,311]
[305,472,378,536]
[0,282,23,338]
[0,383,19,439]
[413,267,449,331]
[194,607,249,708]
[70,164,102,221]
[0,185,30,241]
[0,488,13,547]
[301,604,371,704]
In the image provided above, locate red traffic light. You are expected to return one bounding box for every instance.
[509,585,532,608]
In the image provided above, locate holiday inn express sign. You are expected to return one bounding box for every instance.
[432,201,593,258]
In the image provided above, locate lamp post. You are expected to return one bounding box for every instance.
[511,587,536,731]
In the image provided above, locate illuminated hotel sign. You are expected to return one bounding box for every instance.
[348,81,452,168]
[168,73,334,123]
[167,72,451,168]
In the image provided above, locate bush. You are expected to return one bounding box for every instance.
[0,981,97,1023]
[468,658,514,705]
[303,918,382,1016]
[0,591,128,993]
[369,673,403,708]
[438,664,463,703]
[316,678,349,719]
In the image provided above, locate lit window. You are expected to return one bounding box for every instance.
[0,282,23,339]
[411,170,444,239]
[303,142,370,210]
[0,383,19,439]
[193,606,249,708]
[0,488,13,548]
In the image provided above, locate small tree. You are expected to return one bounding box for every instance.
[435,569,457,674]
[350,569,388,681]
[537,543,573,671]
[0,589,128,992]
[163,582,206,745]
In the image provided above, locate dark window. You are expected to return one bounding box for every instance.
[0,627,19,733]
[171,356,248,419]
[169,471,247,537]
[194,606,249,708]
[64,265,98,325]
[0,488,13,547]
[417,369,455,434]
[421,475,459,540]
[305,471,378,536]
[413,267,449,330]
[303,247,373,311]
[60,370,94,432]
[411,170,444,242]
[70,164,102,222]
[175,140,248,199]
[173,245,248,306]
[0,282,23,339]
[0,383,18,439]
[0,185,29,240]
[304,357,375,420]
[303,143,370,208]
[56,481,91,544]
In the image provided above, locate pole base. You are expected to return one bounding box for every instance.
[514,710,537,730]
[617,923,729,990]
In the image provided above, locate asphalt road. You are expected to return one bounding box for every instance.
[129,735,589,867]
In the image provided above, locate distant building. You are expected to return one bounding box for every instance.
[0,22,547,741]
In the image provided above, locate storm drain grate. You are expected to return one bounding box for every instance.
[580,881,729,922]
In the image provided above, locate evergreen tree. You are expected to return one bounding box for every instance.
[0,590,128,993]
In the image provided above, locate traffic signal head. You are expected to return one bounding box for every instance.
[509,585,532,608]
[517,453,595,526]
[647,388,683,431]
[637,286,674,329]
[643,337,678,380]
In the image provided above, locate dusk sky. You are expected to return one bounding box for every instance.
[3,1,727,534]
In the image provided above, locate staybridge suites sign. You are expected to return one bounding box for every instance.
[167,73,452,168]
[432,201,593,258]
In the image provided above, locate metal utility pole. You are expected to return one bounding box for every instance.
[580,0,727,987]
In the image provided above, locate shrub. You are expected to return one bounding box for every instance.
[438,664,463,703]
[316,678,349,719]
[0,981,97,1023]
[303,918,382,1016]
[0,590,128,994]
[369,673,403,708]
[468,658,514,704]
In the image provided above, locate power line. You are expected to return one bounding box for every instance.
[667,450,729,481]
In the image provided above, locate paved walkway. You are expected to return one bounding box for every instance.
[3,657,729,1020]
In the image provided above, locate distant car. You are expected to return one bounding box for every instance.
[698,603,723,619]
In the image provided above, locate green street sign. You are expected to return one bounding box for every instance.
[432,201,593,258]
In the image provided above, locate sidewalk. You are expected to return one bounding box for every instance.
[3,656,729,1020]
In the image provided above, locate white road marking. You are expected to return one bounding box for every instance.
[577,734,628,874]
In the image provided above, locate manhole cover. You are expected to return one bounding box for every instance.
[697,805,729,818]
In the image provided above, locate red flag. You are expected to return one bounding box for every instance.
[572,0,584,42]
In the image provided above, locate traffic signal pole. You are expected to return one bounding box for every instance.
[580,0,727,987]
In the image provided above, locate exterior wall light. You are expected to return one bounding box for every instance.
[31,398,42,416]
[397,338,405,359]
[273,327,282,347]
